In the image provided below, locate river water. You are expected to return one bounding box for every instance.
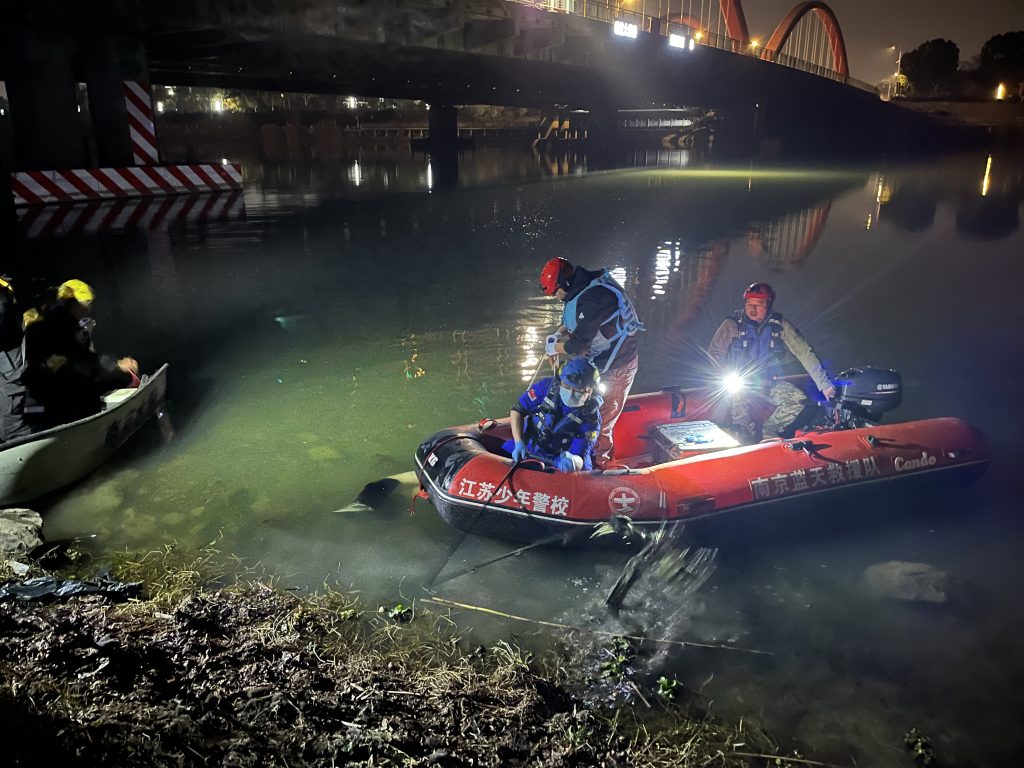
[6,145,1023,766]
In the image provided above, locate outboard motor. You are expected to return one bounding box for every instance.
[832,366,902,428]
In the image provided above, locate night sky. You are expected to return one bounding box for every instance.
[740,0,1024,84]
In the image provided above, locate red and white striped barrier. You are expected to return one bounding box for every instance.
[9,163,243,207]
[124,80,160,165]
[15,191,245,239]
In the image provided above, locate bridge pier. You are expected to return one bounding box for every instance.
[582,106,618,168]
[427,104,460,149]
[1,1,152,173]
[2,30,89,171]
[83,35,151,167]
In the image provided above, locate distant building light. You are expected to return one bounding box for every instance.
[669,34,687,49]
[156,101,165,113]
[613,20,638,39]
[995,83,1006,100]
[750,39,760,49]
[166,87,175,95]
[212,98,223,112]
[346,96,357,109]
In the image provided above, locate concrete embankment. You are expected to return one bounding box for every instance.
[894,99,1024,145]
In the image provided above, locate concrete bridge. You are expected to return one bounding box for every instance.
[0,0,962,176]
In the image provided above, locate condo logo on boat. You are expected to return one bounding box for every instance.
[894,451,938,472]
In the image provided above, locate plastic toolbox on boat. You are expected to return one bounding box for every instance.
[649,420,740,464]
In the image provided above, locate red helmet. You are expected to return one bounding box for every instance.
[539,257,573,296]
[743,282,775,306]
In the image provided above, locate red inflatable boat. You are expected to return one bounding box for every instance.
[414,367,989,543]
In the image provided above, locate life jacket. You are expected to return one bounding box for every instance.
[523,383,601,463]
[562,271,643,374]
[726,310,785,384]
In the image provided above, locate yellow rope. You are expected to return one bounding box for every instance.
[421,596,771,656]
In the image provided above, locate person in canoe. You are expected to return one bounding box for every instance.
[504,357,602,472]
[708,282,836,442]
[538,257,643,468]
[20,279,140,430]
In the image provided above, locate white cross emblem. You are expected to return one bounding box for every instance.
[608,487,640,514]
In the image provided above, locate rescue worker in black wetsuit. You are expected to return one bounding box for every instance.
[504,357,602,472]
[538,257,642,468]
[708,282,835,441]
[21,279,140,430]
[0,275,33,444]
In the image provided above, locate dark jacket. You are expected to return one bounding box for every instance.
[561,267,640,372]
[22,300,133,427]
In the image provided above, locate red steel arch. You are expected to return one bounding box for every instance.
[720,0,751,45]
[760,2,849,78]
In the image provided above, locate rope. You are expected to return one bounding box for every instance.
[421,596,771,656]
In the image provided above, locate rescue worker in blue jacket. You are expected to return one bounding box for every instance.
[504,357,602,472]
[538,257,642,468]
[708,282,835,441]
[0,275,33,444]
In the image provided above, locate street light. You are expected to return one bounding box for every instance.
[886,46,903,100]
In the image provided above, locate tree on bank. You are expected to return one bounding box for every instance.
[979,31,1024,86]
[901,38,960,96]
[899,30,1023,99]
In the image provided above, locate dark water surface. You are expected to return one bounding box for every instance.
[6,147,1024,766]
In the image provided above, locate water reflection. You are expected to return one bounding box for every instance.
[14,192,245,239]
[869,153,1024,239]
[745,200,832,271]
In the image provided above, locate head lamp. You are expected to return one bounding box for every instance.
[722,372,746,394]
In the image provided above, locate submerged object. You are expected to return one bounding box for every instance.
[414,367,989,544]
[332,477,401,513]
[0,365,169,505]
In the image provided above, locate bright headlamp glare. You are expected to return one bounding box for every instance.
[721,372,746,394]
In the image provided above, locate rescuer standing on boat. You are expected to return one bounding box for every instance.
[708,282,835,441]
[21,279,139,429]
[505,357,602,472]
[539,257,642,468]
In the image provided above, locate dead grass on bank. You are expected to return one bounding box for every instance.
[0,544,811,768]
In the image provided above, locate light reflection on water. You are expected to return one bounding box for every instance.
[11,148,1024,767]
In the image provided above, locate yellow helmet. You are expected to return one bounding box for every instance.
[57,279,95,307]
[22,308,41,329]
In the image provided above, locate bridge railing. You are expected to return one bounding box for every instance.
[511,0,878,95]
